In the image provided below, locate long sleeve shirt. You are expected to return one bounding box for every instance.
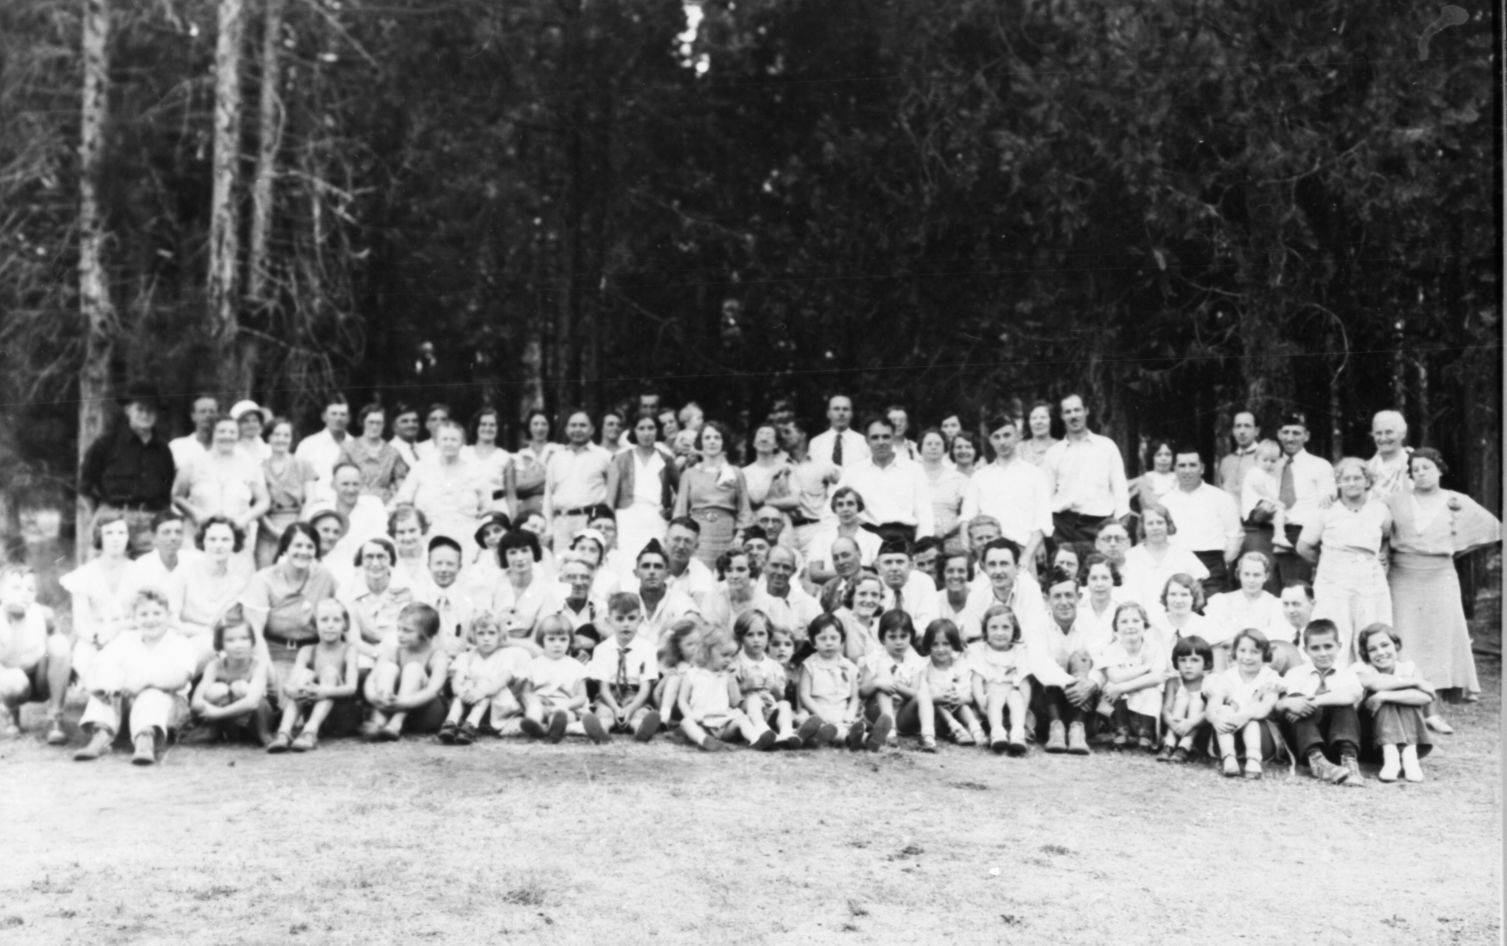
[1043,432,1130,519]
[80,427,175,509]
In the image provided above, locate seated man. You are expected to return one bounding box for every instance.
[1273,618,1359,785]
[0,565,71,745]
[1025,566,1099,755]
[876,537,939,631]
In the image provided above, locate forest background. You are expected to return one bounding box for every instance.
[0,0,1500,553]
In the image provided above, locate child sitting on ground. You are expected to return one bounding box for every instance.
[968,605,1030,756]
[440,611,527,745]
[652,618,702,732]
[1274,619,1360,785]
[677,629,777,751]
[268,598,359,752]
[1353,623,1433,783]
[799,614,885,750]
[1206,628,1283,779]
[920,618,986,746]
[363,602,450,741]
[587,593,661,741]
[860,610,930,751]
[1158,635,1213,763]
[521,614,605,743]
[191,615,273,746]
[1093,603,1168,752]
[733,610,800,748]
[72,588,197,765]
[767,625,800,709]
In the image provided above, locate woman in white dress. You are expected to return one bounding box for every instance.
[172,415,270,568]
[394,420,486,558]
[606,411,677,577]
[740,423,791,508]
[61,513,136,684]
[1120,503,1207,612]
[462,407,511,512]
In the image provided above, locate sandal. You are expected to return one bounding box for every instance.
[455,722,477,745]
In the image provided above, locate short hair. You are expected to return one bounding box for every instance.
[1160,573,1206,611]
[533,612,572,646]
[863,416,896,436]
[1026,400,1063,440]
[1082,552,1121,587]
[150,509,186,533]
[1044,565,1080,594]
[941,552,975,582]
[980,604,1018,643]
[607,592,642,617]
[357,402,385,427]
[1229,628,1272,661]
[741,525,771,547]
[1171,634,1214,671]
[667,515,701,537]
[980,537,1023,567]
[196,515,246,553]
[965,514,1001,538]
[806,612,847,645]
[830,486,865,513]
[659,617,703,666]
[212,613,255,652]
[470,610,502,637]
[694,629,738,668]
[1355,623,1402,664]
[1281,580,1315,602]
[1048,540,1081,581]
[1111,601,1151,633]
[1137,502,1177,538]
[392,402,418,420]
[876,537,911,560]
[398,601,440,639]
[1171,442,1202,464]
[266,416,297,440]
[427,535,462,558]
[322,392,349,411]
[920,618,963,656]
[424,402,451,421]
[630,410,662,440]
[132,586,171,613]
[715,547,750,579]
[878,609,917,642]
[1236,551,1271,575]
[1371,409,1407,433]
[469,406,501,441]
[1333,456,1371,487]
[1302,618,1341,647]
[355,535,398,568]
[916,427,947,454]
[694,420,728,453]
[948,430,978,463]
[276,521,323,560]
[1410,447,1449,478]
[496,528,543,564]
[911,536,943,560]
[91,511,129,551]
[524,409,551,433]
[733,609,773,645]
[388,504,430,537]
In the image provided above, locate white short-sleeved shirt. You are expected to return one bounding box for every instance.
[860,647,928,691]
[1158,483,1242,554]
[587,636,660,689]
[961,461,1054,546]
[529,653,588,706]
[965,641,1026,687]
[89,630,198,696]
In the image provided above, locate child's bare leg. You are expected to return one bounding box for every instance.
[1005,688,1027,741]
[657,677,682,724]
[733,708,773,748]
[1215,729,1238,775]
[443,696,467,726]
[935,705,965,740]
[1211,644,1230,673]
[680,715,713,748]
[366,663,398,729]
[957,704,985,742]
[386,662,426,734]
[986,687,1006,739]
[464,699,490,728]
[276,699,303,737]
[228,679,250,701]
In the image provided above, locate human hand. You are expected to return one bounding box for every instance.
[1363,693,1385,714]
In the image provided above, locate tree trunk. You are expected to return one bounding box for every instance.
[77,0,115,563]
[209,0,246,396]
[243,0,285,398]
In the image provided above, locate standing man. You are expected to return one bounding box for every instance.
[1216,410,1260,497]
[168,392,219,472]
[294,393,351,488]
[809,395,870,472]
[961,415,1051,573]
[1272,412,1335,588]
[1157,445,1243,598]
[389,403,421,468]
[79,386,176,557]
[840,417,933,546]
[1043,393,1130,557]
[771,417,841,555]
[544,410,612,556]
[600,410,626,454]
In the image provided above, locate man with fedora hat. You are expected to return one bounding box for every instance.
[79,385,176,557]
[1272,411,1335,590]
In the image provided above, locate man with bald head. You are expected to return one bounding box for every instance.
[1365,409,1411,501]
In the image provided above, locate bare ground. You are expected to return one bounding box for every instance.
[1,661,1500,946]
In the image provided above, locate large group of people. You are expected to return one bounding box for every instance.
[1,389,1497,787]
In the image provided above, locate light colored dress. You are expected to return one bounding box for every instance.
[923,463,968,541]
[258,454,318,567]
[181,452,266,565]
[681,666,739,729]
[462,445,511,508]
[511,444,556,519]
[1300,499,1392,662]
[395,456,486,555]
[673,464,754,567]
[802,654,857,722]
[339,437,410,504]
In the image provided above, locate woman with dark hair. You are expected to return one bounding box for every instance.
[607,411,678,574]
[1386,447,1500,719]
[673,421,753,568]
[168,516,255,667]
[741,423,791,507]
[1130,437,1178,509]
[489,528,559,639]
[805,486,882,584]
[506,409,556,522]
[239,521,338,693]
[343,536,415,664]
[61,513,135,680]
[918,428,967,550]
[338,403,409,503]
[256,417,318,569]
[1018,400,1061,466]
[462,406,511,511]
[948,430,979,478]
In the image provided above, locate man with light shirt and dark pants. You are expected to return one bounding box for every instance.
[1043,393,1129,559]
[544,410,612,557]
[1157,445,1243,598]
[839,417,933,548]
[809,395,869,473]
[1270,412,1335,589]
[771,417,841,559]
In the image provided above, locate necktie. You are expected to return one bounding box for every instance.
[437,595,452,636]
[616,647,629,693]
[1279,459,1297,509]
[894,588,904,614]
[833,432,843,466]
[1316,669,1329,695]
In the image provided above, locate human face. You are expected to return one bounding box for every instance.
[392,517,423,557]
[590,517,618,550]
[752,425,778,455]
[609,609,642,646]
[866,422,895,465]
[1371,415,1404,456]
[601,413,622,444]
[268,422,293,454]
[474,623,502,656]
[529,414,550,441]
[1053,547,1080,578]
[312,516,343,554]
[754,509,784,539]
[566,412,593,445]
[940,415,961,441]
[1232,412,1256,447]
[572,537,604,566]
[967,522,1000,553]
[984,613,1014,650]
[203,523,236,561]
[698,425,723,459]
[521,514,545,535]
[191,397,219,434]
[1255,447,1280,476]
[1085,563,1114,599]
[1337,465,1368,501]
[425,408,449,436]
[666,526,698,565]
[764,550,796,595]
[505,546,535,573]
[322,402,349,435]
[1153,443,1175,473]
[929,635,956,666]
[769,632,795,665]
[561,562,593,600]
[853,579,884,619]
[883,625,913,659]
[99,520,130,557]
[1163,581,1193,616]
[1409,456,1441,492]
[1141,509,1168,545]
[1028,405,1051,439]
[887,409,908,438]
[827,397,853,432]
[362,411,386,440]
[394,411,420,443]
[722,553,752,591]
[1304,632,1340,671]
[125,402,158,435]
[831,540,860,579]
[428,546,460,588]
[709,642,738,673]
[658,411,679,439]
[436,425,463,459]
[315,601,347,643]
[0,571,36,616]
[942,555,971,593]
[333,466,363,505]
[1059,396,1087,435]
[1365,631,1399,672]
[1234,636,1263,672]
[1238,559,1267,594]
[951,436,976,467]
[361,541,393,584]
[238,413,264,442]
[742,622,770,658]
[134,599,169,638]
[1173,451,1202,490]
[913,545,938,576]
[1095,526,1129,563]
[639,394,661,416]
[635,554,668,592]
[983,549,1017,589]
[397,617,424,650]
[1114,608,1145,647]
[213,419,240,453]
[878,552,910,590]
[634,417,658,447]
[153,518,186,555]
[542,630,571,659]
[1281,587,1313,629]
[920,432,946,463]
[481,523,506,549]
[812,624,843,658]
[1277,424,1308,457]
[222,624,255,660]
[1048,581,1078,626]
[989,424,1018,462]
[1176,652,1206,681]
[833,493,860,525]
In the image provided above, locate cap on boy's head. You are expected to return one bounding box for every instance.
[607,591,642,616]
[1302,617,1340,647]
[877,536,911,559]
[1279,411,1309,430]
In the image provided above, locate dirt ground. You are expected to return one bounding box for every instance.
[0,659,1500,946]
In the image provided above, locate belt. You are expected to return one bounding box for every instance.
[558,507,593,518]
[788,515,818,527]
[1055,510,1110,521]
[263,634,312,651]
[692,508,731,521]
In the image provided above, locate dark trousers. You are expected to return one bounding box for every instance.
[1243,523,1283,595]
[1193,550,1229,599]
[1273,523,1313,588]
[1286,704,1361,761]
[1033,685,1088,728]
[1052,511,1113,560]
[863,522,917,548]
